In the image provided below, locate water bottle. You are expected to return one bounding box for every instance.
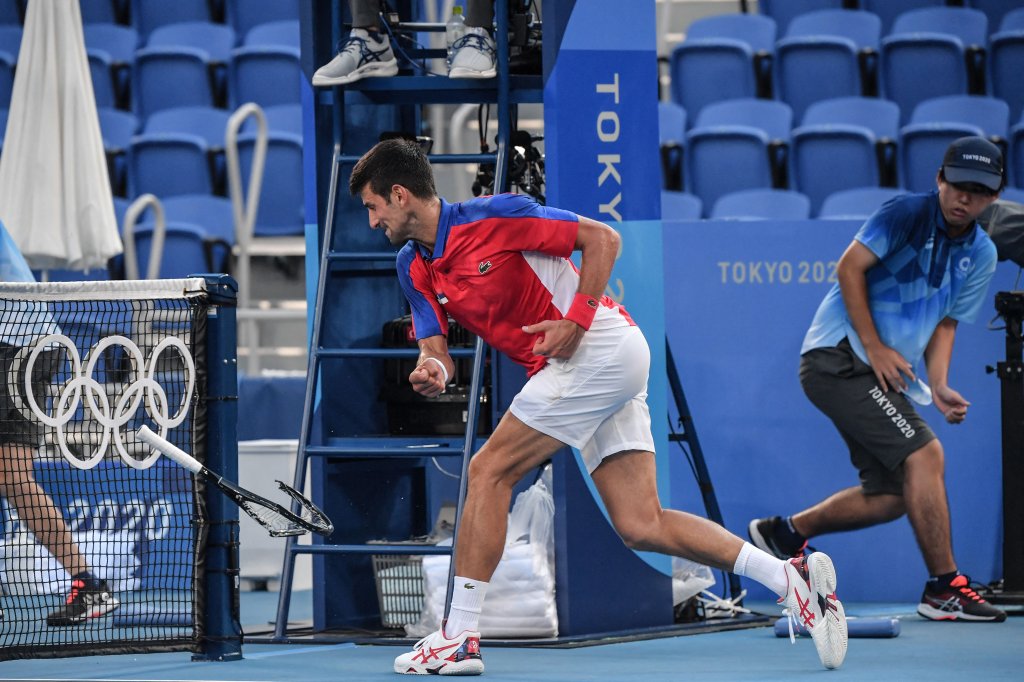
[445,5,466,67]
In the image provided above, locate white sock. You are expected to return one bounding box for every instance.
[733,542,789,598]
[443,576,488,637]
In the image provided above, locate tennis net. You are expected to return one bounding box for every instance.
[0,278,234,660]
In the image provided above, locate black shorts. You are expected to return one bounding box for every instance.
[799,339,936,496]
[0,343,61,447]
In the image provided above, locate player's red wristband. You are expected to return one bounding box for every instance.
[565,292,599,330]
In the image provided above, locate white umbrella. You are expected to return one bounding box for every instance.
[0,0,121,272]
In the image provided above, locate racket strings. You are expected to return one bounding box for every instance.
[276,481,334,534]
[238,500,307,537]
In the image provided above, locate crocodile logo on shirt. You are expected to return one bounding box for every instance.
[478,261,493,275]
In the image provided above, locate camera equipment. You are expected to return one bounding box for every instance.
[472,129,545,203]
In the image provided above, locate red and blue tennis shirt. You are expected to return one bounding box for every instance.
[397,193,634,376]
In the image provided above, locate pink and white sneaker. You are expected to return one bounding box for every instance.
[393,627,484,675]
[780,552,848,670]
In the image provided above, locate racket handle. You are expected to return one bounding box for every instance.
[137,425,203,474]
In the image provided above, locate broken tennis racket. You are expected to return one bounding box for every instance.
[137,425,333,537]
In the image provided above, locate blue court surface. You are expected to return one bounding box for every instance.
[1,592,1020,681]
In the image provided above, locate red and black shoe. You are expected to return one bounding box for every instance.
[918,575,1007,622]
[46,579,120,627]
[781,552,848,670]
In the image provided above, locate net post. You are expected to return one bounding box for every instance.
[195,274,243,662]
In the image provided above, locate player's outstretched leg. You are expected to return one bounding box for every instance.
[781,552,848,670]
[394,627,484,676]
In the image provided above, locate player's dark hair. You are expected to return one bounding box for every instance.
[349,139,437,202]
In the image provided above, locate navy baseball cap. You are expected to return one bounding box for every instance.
[942,136,1004,192]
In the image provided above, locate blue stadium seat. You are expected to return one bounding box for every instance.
[80,0,119,25]
[133,47,217,119]
[144,105,231,147]
[0,0,20,25]
[229,46,301,108]
[911,95,1010,138]
[83,23,137,109]
[144,106,232,192]
[1011,115,1024,188]
[791,97,901,216]
[774,9,882,122]
[668,14,776,127]
[658,101,686,191]
[236,132,304,236]
[660,191,702,221]
[226,0,300,45]
[147,21,236,106]
[128,133,215,198]
[98,107,139,196]
[899,96,1009,192]
[758,0,843,37]
[990,8,1024,123]
[160,193,235,248]
[859,0,944,35]
[244,19,300,48]
[0,23,20,55]
[131,222,223,279]
[965,0,1022,32]
[685,99,793,216]
[881,7,989,124]
[711,188,811,220]
[819,186,906,220]
[0,51,13,109]
[1000,186,1024,204]
[131,0,212,40]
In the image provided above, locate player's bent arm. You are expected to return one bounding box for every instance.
[924,317,958,392]
[411,334,453,397]
[836,241,882,350]
[565,216,620,330]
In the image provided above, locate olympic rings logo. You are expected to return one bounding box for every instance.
[10,334,196,470]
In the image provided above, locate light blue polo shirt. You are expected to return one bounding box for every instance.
[802,191,998,367]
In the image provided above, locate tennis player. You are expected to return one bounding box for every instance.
[350,139,848,674]
[0,221,119,626]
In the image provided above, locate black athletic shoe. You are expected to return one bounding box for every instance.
[748,516,807,559]
[917,575,1007,622]
[46,579,120,627]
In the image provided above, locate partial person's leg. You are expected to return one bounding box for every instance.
[464,0,495,29]
[592,449,848,669]
[350,0,381,29]
[312,0,397,86]
[902,439,955,575]
[591,450,785,591]
[0,444,87,576]
[791,487,905,537]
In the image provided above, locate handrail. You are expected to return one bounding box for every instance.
[121,193,164,280]
[225,102,268,315]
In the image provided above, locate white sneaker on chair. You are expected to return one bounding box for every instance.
[448,27,496,79]
[312,28,398,86]
[780,552,847,670]
[393,627,484,675]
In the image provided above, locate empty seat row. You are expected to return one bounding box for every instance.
[670,7,1024,129]
[659,96,1024,217]
[663,184,1024,222]
[759,0,1021,38]
[84,20,300,117]
[91,103,303,239]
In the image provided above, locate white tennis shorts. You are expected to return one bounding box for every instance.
[509,324,654,473]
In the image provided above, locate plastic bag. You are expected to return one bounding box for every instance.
[406,467,558,638]
[671,555,716,606]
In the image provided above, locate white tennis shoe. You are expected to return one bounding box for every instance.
[394,627,484,675]
[780,552,848,670]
